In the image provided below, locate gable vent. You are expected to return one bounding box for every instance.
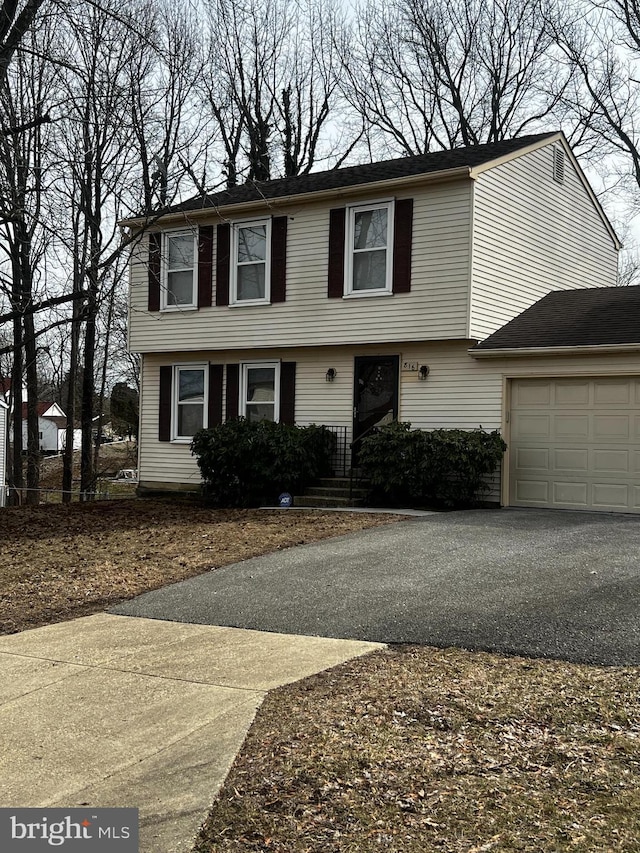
[553,146,565,184]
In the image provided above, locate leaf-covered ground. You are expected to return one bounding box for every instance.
[0,499,398,634]
[195,646,640,852]
[3,496,638,851]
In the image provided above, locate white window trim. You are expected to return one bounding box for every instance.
[240,361,281,422]
[230,217,272,306]
[344,200,394,298]
[160,228,199,311]
[172,363,208,442]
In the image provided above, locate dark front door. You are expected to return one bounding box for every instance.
[352,355,399,463]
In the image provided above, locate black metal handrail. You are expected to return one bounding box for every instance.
[349,411,395,499]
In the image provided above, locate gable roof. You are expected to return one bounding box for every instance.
[473,286,640,353]
[149,132,558,217]
[20,401,66,420]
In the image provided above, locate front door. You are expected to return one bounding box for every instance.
[352,355,399,463]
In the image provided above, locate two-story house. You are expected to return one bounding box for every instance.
[126,131,640,514]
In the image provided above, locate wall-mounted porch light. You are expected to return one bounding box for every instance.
[418,365,430,381]
[325,368,337,382]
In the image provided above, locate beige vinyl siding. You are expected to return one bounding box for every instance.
[138,343,506,497]
[128,181,473,355]
[470,143,619,341]
[139,344,640,506]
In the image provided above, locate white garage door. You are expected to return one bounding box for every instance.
[509,377,640,513]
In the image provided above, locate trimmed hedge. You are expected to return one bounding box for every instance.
[358,421,507,507]
[191,418,336,507]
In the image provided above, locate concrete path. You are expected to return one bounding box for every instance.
[113,508,640,666]
[0,613,382,852]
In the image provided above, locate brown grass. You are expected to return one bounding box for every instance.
[195,646,640,852]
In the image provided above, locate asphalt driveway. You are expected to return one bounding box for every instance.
[112,508,640,666]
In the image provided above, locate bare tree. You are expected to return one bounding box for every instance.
[553,0,640,204]
[0,0,46,85]
[0,18,56,503]
[201,0,354,186]
[341,0,575,156]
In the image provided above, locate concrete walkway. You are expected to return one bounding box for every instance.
[0,613,382,852]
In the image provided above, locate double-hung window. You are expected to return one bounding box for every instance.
[345,201,393,296]
[231,219,271,304]
[162,230,197,309]
[241,362,280,422]
[173,365,207,439]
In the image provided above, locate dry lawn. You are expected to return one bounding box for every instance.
[195,647,640,852]
[0,499,398,634]
[2,497,638,851]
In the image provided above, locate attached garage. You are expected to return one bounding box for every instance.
[472,286,640,514]
[509,376,640,513]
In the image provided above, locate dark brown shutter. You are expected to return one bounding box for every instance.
[327,208,346,298]
[270,216,288,303]
[158,366,172,441]
[392,198,413,294]
[198,226,213,308]
[279,362,296,425]
[148,232,161,311]
[216,223,231,306]
[208,363,223,426]
[225,363,239,420]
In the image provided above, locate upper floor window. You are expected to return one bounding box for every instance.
[345,201,393,296]
[173,365,207,439]
[231,219,271,304]
[162,230,197,309]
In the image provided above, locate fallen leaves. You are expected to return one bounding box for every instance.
[195,646,640,852]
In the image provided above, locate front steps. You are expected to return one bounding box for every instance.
[293,476,370,508]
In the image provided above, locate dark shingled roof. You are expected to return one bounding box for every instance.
[164,132,557,215]
[474,286,640,350]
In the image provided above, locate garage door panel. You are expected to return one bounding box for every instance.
[593,449,629,473]
[592,483,629,508]
[516,447,549,470]
[552,481,588,506]
[554,381,590,405]
[555,415,589,437]
[594,380,632,405]
[513,381,551,406]
[514,479,549,503]
[512,414,551,439]
[510,377,640,514]
[554,448,588,471]
[594,415,630,439]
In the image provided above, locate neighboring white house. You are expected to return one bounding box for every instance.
[123,131,640,514]
[20,402,67,453]
[0,398,7,507]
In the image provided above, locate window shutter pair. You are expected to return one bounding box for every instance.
[159,361,296,440]
[215,216,288,306]
[158,363,223,442]
[327,198,414,297]
[225,362,296,424]
[148,226,214,311]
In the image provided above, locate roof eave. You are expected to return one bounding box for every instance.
[470,342,640,358]
[119,165,473,229]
